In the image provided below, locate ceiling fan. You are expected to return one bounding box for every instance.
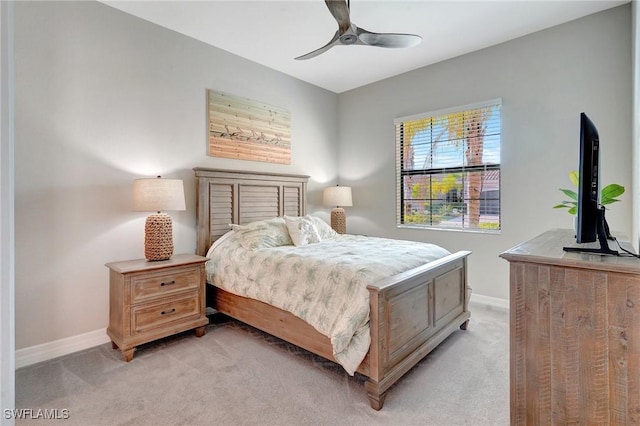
[295,0,422,60]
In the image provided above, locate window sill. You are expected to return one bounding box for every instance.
[397,224,501,235]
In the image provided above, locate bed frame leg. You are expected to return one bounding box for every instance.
[365,380,387,410]
[205,284,216,310]
[460,319,470,330]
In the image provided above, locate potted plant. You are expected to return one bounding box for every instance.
[553,170,625,215]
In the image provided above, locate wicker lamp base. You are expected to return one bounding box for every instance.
[330,207,347,234]
[144,213,174,261]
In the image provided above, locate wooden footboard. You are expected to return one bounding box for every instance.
[208,250,471,410]
[365,250,471,409]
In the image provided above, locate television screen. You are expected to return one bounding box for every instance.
[564,113,618,255]
[575,113,599,243]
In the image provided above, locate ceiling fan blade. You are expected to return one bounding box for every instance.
[357,27,422,48]
[295,30,341,60]
[295,1,421,60]
[324,0,351,33]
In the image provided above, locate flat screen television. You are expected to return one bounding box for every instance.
[563,113,618,255]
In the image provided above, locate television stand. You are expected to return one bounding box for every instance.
[563,207,618,256]
[500,229,640,425]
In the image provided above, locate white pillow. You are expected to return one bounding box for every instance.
[308,216,339,240]
[230,217,293,250]
[284,216,321,246]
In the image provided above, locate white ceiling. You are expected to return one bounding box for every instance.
[102,0,628,93]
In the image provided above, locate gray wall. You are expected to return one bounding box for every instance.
[14,1,338,349]
[634,0,639,252]
[1,0,15,416]
[13,1,633,351]
[337,4,632,301]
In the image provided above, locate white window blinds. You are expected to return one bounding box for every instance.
[395,99,502,232]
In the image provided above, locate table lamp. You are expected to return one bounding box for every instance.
[133,176,186,261]
[323,185,352,234]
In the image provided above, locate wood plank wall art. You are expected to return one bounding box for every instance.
[208,90,291,164]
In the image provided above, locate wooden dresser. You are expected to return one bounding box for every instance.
[500,229,640,425]
[106,254,209,361]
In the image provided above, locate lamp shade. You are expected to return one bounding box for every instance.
[133,177,186,212]
[323,186,352,207]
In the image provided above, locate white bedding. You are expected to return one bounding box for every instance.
[206,231,451,375]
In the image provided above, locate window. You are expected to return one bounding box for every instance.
[395,99,501,232]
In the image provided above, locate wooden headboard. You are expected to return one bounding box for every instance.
[193,168,309,256]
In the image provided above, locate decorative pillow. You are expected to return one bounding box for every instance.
[284,216,321,246]
[308,216,339,240]
[230,217,293,250]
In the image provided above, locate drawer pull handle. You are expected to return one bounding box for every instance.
[160,308,176,315]
[160,280,176,287]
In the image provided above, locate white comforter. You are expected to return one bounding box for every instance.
[206,233,451,375]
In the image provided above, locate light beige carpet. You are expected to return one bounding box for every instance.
[16,303,508,425]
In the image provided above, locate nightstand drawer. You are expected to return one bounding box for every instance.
[132,293,200,334]
[131,268,199,303]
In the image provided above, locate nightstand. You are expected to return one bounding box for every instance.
[106,254,209,362]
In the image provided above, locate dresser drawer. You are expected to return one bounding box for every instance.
[131,267,199,303]
[132,292,200,334]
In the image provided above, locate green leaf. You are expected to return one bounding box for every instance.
[553,201,578,209]
[601,198,621,206]
[569,170,579,187]
[568,206,577,215]
[601,184,625,201]
[559,188,578,200]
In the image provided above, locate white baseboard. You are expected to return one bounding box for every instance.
[16,328,110,369]
[16,293,508,369]
[470,293,509,311]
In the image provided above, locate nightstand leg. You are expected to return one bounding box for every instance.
[122,348,135,362]
[111,340,118,350]
[195,326,206,338]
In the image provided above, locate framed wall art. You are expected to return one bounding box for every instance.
[207,89,291,164]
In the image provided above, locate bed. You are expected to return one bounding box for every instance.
[194,168,471,410]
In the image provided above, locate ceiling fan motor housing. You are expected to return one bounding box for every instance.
[340,34,358,44]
